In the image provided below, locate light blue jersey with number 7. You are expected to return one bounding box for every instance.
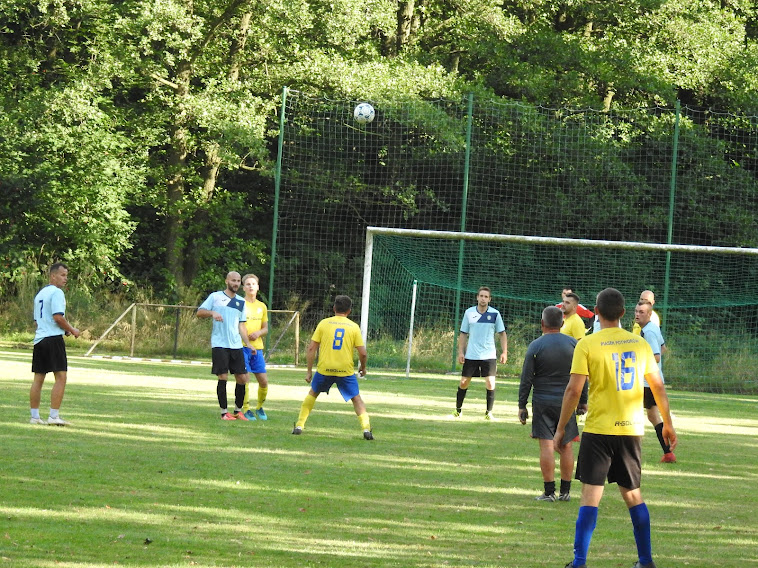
[33,284,66,344]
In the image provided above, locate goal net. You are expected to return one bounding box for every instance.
[361,227,758,394]
[85,303,301,366]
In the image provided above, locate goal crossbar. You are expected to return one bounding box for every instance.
[360,226,758,337]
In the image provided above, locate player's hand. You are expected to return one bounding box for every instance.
[70,328,81,338]
[212,311,223,321]
[576,403,587,416]
[457,354,465,365]
[553,426,566,452]
[499,353,507,365]
[305,371,313,384]
[518,408,528,425]
[358,367,366,378]
[663,423,677,451]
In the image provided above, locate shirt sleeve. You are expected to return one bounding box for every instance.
[460,313,469,334]
[496,312,506,334]
[50,288,66,315]
[518,345,536,407]
[199,294,213,311]
[570,340,590,376]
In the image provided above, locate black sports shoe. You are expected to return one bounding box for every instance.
[632,562,656,568]
[363,430,374,440]
[292,424,303,435]
[558,492,571,502]
[565,562,586,568]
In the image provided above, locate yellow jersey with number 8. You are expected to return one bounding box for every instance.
[312,316,364,377]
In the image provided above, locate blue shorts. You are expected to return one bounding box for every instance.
[243,347,267,374]
[311,372,360,401]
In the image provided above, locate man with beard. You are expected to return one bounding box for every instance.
[197,271,255,420]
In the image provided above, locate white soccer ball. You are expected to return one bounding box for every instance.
[353,102,375,124]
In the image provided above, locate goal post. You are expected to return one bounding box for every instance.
[361,226,758,393]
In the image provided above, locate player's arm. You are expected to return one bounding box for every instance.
[457,332,467,364]
[305,339,319,383]
[249,320,269,341]
[646,370,677,451]
[197,308,222,321]
[356,345,367,377]
[239,321,254,351]
[517,352,534,424]
[498,331,508,364]
[53,313,80,338]
[554,373,586,451]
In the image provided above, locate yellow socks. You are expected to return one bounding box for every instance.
[256,386,268,409]
[358,412,371,431]
[242,382,251,413]
[296,393,317,428]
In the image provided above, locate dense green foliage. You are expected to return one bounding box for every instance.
[1,0,757,298]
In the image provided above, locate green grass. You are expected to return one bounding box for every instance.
[1,349,757,567]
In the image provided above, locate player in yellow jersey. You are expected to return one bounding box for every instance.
[560,292,586,340]
[292,295,372,440]
[240,274,269,421]
[556,288,677,568]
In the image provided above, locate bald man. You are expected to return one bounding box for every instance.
[197,271,254,420]
[632,290,667,354]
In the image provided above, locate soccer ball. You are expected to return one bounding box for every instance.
[353,103,375,124]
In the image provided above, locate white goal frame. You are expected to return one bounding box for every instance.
[360,226,758,362]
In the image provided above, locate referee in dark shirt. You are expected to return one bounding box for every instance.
[519,306,587,502]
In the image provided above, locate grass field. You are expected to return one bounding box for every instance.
[1,350,757,568]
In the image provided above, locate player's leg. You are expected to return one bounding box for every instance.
[484,367,496,420]
[566,433,609,568]
[293,389,319,433]
[216,373,233,418]
[49,370,67,416]
[254,372,268,420]
[30,372,46,423]
[558,441,575,500]
[566,483,603,567]
[211,348,235,419]
[336,375,372,439]
[621,487,655,567]
[350,394,373,439]
[232,372,249,420]
[615,436,654,568]
[645,387,674,461]
[536,438,556,500]
[455,371,472,416]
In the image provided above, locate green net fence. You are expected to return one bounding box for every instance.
[273,90,758,392]
[365,229,758,394]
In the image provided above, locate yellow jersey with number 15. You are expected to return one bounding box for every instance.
[312,315,364,377]
[570,327,658,436]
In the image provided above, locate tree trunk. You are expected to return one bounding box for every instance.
[228,11,252,82]
[396,0,416,53]
[165,60,192,288]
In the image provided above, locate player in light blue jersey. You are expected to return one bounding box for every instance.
[634,300,676,463]
[30,263,80,426]
[197,271,255,420]
[453,286,508,420]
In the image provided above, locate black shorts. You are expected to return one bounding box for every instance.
[532,403,579,444]
[643,387,657,409]
[575,432,642,490]
[32,335,68,374]
[210,348,247,376]
[462,359,497,378]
